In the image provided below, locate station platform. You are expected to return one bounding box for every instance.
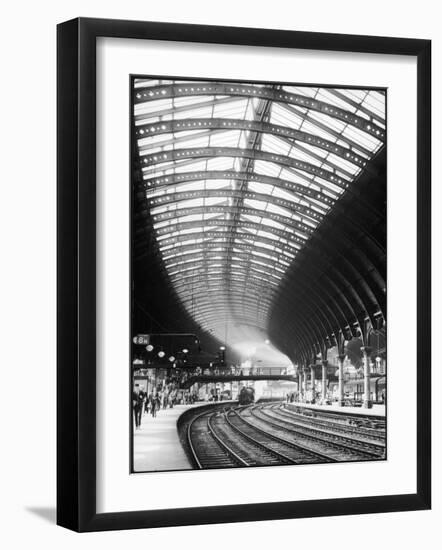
[133,403,198,472]
[286,401,386,418]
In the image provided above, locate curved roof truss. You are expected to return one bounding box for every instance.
[133,78,386,363]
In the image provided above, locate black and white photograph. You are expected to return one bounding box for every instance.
[131,77,387,473]
[0,0,435,542]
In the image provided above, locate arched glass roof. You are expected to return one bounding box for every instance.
[133,78,385,357]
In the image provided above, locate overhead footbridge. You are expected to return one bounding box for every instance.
[180,374,297,389]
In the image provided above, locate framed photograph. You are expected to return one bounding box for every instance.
[57,17,431,532]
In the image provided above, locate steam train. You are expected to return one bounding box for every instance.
[238,386,255,405]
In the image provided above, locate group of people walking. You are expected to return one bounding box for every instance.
[132,385,176,429]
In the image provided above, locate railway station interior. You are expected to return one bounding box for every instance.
[131,78,386,472]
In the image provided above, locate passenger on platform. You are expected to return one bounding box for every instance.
[133,385,145,429]
[139,385,146,417]
[155,394,161,413]
[149,393,157,418]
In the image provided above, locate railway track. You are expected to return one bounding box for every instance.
[187,409,247,469]
[224,408,334,465]
[277,405,386,443]
[284,405,386,431]
[185,403,386,469]
[247,406,385,460]
[187,407,333,468]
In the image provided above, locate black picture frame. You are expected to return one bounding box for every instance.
[57,17,431,532]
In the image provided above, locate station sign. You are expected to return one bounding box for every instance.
[133,334,150,345]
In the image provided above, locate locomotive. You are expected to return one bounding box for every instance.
[238,386,255,405]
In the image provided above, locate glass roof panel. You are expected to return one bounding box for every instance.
[133,78,385,345]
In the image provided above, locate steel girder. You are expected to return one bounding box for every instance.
[155,219,309,244]
[162,249,289,271]
[269,243,385,356]
[149,205,314,233]
[136,192,384,257]
[280,102,374,157]
[141,146,348,188]
[162,245,292,272]
[133,82,385,141]
[132,80,386,366]
[268,175,386,361]
[160,231,300,256]
[169,263,282,282]
[141,168,339,203]
[148,188,324,225]
[135,118,368,167]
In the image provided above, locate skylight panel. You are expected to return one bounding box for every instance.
[286,146,323,168]
[174,95,211,108]
[306,110,347,134]
[173,135,211,149]
[137,131,174,147]
[279,168,311,187]
[244,99,255,121]
[271,186,301,203]
[261,134,291,156]
[248,181,275,195]
[173,181,207,192]
[260,217,291,231]
[203,212,226,220]
[134,97,171,113]
[209,130,241,147]
[266,203,292,217]
[134,78,168,88]
[203,196,230,207]
[362,92,386,119]
[254,160,282,177]
[206,157,235,171]
[213,98,248,118]
[282,86,317,98]
[171,198,205,209]
[311,176,343,195]
[324,153,361,175]
[205,179,232,190]
[341,125,382,151]
[238,214,260,225]
[255,229,281,242]
[317,89,358,112]
[270,104,303,128]
[173,106,214,120]
[244,198,267,211]
[174,160,207,173]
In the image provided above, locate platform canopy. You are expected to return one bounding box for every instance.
[132,79,386,364]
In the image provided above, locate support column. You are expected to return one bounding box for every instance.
[321,360,328,402]
[298,371,302,402]
[337,354,345,406]
[303,369,307,402]
[310,366,316,404]
[361,346,373,408]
